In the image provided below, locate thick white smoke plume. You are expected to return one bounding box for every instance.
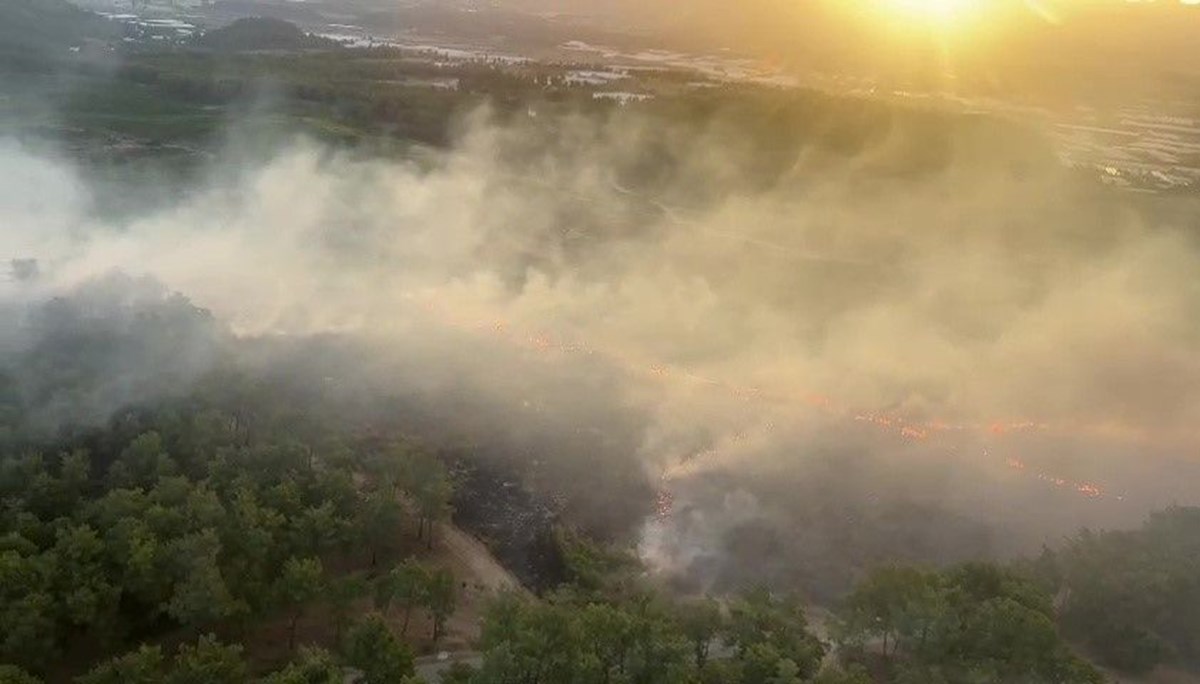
[3,103,1199,593]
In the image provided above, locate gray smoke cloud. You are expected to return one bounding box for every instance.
[3,99,1199,596]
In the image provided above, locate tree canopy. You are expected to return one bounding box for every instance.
[836,563,1103,684]
[1032,506,1200,674]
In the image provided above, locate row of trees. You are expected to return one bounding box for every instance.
[0,558,1116,684]
[464,588,834,684]
[836,563,1103,684]
[418,561,1106,684]
[2,616,421,684]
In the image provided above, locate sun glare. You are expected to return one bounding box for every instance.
[879,0,982,27]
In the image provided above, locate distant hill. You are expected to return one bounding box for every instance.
[195,17,338,52]
[0,0,116,64]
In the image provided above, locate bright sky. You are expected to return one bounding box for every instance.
[587,0,1200,95]
[771,0,1200,99]
[867,0,1200,32]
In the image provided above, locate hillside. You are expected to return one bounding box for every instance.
[0,0,114,54]
[195,17,338,52]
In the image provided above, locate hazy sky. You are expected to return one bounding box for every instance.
[497,0,1200,99]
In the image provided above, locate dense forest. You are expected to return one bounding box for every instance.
[0,281,457,680]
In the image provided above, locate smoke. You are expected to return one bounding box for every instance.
[3,95,1200,596]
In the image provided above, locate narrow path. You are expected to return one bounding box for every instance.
[435,521,527,595]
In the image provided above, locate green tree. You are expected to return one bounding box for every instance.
[676,597,724,670]
[477,594,581,684]
[341,615,415,684]
[476,590,690,684]
[728,589,823,679]
[51,449,91,511]
[327,574,369,643]
[839,562,1103,684]
[439,662,477,684]
[257,647,342,684]
[0,664,42,684]
[0,550,57,669]
[425,568,457,644]
[739,643,787,684]
[293,502,345,556]
[108,432,177,490]
[277,557,324,652]
[578,602,637,680]
[102,516,170,612]
[622,597,689,684]
[808,664,872,684]
[219,486,282,607]
[1050,507,1200,674]
[838,565,937,659]
[76,644,165,684]
[164,530,241,627]
[410,456,453,550]
[769,657,802,684]
[375,558,430,636]
[356,488,404,568]
[167,634,247,684]
[363,443,413,492]
[50,523,121,635]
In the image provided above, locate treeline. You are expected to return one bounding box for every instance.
[0,551,1114,684]
[837,563,1101,684]
[111,51,484,145]
[468,587,830,684]
[352,561,1103,684]
[2,620,420,684]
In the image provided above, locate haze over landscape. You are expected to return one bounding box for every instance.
[2,1,1200,683]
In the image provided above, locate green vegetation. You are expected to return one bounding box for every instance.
[469,587,826,684]
[72,630,401,684]
[341,615,417,684]
[1031,507,1200,674]
[837,564,1102,684]
[551,526,642,592]
[0,291,456,678]
[449,562,1104,684]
